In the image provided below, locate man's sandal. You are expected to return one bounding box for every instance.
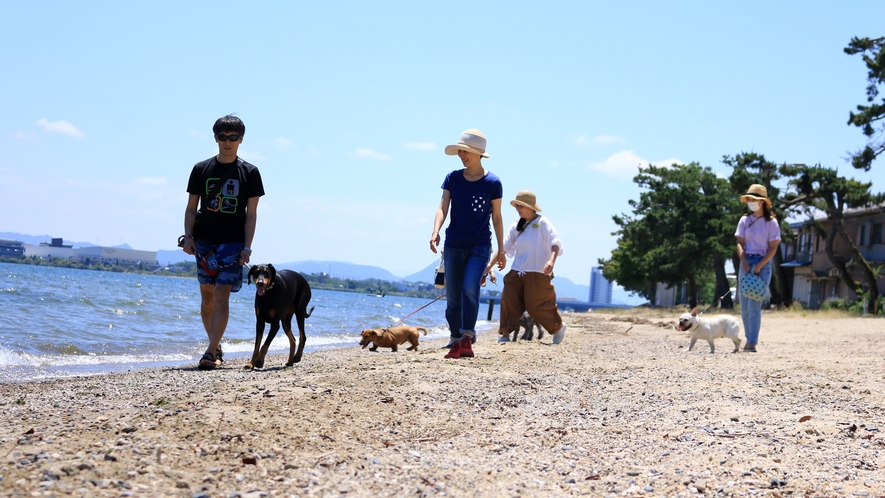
[215,346,224,364]
[198,352,218,370]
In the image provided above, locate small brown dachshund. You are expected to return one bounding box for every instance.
[360,326,427,352]
[246,264,315,369]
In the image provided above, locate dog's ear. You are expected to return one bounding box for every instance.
[691,307,698,316]
[247,265,257,285]
[268,264,276,281]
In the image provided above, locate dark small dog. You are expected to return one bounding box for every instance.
[246,264,315,369]
[509,312,544,341]
[360,326,427,352]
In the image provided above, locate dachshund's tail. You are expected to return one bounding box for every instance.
[416,327,427,336]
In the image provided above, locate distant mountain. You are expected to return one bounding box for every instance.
[552,277,589,302]
[276,260,402,281]
[403,260,438,283]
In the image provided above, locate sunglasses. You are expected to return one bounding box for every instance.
[215,133,241,142]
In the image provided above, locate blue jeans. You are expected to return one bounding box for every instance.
[739,253,771,346]
[444,245,490,339]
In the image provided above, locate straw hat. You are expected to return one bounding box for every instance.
[510,190,542,212]
[444,129,490,158]
[740,184,772,207]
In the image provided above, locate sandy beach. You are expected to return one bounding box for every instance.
[2,309,884,497]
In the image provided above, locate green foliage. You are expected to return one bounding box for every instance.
[820,294,885,316]
[844,36,885,171]
[599,162,737,306]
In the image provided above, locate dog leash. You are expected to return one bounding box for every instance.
[698,290,733,316]
[384,293,446,330]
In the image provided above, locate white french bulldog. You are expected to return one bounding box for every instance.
[676,307,742,353]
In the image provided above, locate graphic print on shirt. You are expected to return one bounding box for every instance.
[205,177,241,214]
[472,195,487,213]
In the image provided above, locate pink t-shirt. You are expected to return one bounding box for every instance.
[734,215,781,256]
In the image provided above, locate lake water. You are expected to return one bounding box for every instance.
[0,262,499,383]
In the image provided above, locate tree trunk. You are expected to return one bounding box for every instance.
[824,220,862,296]
[769,248,791,307]
[688,275,698,309]
[646,280,657,307]
[834,218,880,305]
[713,254,734,309]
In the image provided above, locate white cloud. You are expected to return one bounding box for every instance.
[13,131,28,140]
[353,148,391,160]
[402,142,436,151]
[239,150,267,161]
[275,137,294,148]
[136,176,167,186]
[571,134,625,147]
[591,134,625,145]
[589,150,683,179]
[36,119,84,137]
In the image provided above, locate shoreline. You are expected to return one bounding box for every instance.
[2,311,883,496]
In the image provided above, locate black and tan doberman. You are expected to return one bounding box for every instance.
[246,264,315,369]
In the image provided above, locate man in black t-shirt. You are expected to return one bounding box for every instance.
[180,115,265,370]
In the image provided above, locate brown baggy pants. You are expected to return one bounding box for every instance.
[498,270,563,335]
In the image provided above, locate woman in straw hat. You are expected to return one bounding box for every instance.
[489,190,567,344]
[430,129,506,359]
[734,184,781,353]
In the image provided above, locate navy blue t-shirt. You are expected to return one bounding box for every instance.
[441,170,503,248]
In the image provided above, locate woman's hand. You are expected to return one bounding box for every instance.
[430,232,440,253]
[495,251,507,270]
[753,264,760,275]
[543,259,555,276]
[741,259,750,273]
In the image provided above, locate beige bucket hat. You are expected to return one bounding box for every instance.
[444,129,490,158]
[510,190,542,212]
[740,184,772,207]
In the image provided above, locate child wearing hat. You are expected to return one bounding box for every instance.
[490,190,567,344]
[430,129,506,359]
[734,184,781,352]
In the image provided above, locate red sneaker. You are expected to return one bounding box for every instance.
[458,336,474,357]
[444,340,461,359]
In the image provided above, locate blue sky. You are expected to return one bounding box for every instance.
[2,1,882,301]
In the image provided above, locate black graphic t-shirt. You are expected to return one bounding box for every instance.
[187,156,264,244]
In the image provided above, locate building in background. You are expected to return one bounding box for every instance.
[9,237,160,269]
[589,266,613,304]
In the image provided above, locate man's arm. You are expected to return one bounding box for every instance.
[182,194,200,255]
[241,196,259,265]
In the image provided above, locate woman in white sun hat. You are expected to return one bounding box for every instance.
[430,129,506,359]
[735,184,781,353]
[490,190,567,344]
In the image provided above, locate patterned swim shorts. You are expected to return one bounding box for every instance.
[194,239,245,292]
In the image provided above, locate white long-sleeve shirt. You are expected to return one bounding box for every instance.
[503,216,563,275]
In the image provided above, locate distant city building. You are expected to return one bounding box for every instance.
[8,236,160,269]
[0,239,25,257]
[589,266,613,304]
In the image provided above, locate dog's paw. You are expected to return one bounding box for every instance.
[244,363,254,370]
